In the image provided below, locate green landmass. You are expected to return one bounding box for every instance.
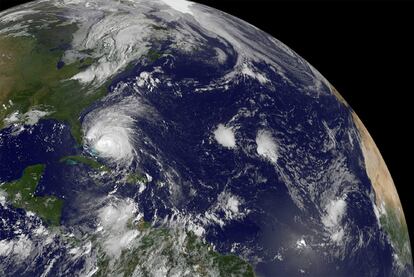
[146,49,163,62]
[0,164,63,226]
[126,171,148,184]
[380,207,413,267]
[0,22,107,143]
[60,155,108,171]
[150,24,168,31]
[94,219,255,277]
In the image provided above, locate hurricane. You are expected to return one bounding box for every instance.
[0,0,412,276]
[84,97,138,166]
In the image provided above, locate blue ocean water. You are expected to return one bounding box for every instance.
[0,42,400,276]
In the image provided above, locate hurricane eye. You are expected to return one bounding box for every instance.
[84,108,136,166]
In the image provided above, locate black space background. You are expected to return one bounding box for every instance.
[1,0,413,246]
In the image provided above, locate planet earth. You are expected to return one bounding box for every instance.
[0,0,412,276]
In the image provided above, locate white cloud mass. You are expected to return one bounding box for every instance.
[213,124,236,149]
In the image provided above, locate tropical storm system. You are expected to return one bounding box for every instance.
[0,0,412,276]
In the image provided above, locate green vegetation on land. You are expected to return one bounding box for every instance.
[126,171,148,184]
[0,22,107,143]
[0,164,63,226]
[94,219,255,277]
[380,207,413,267]
[150,24,168,31]
[146,49,163,62]
[60,155,108,171]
